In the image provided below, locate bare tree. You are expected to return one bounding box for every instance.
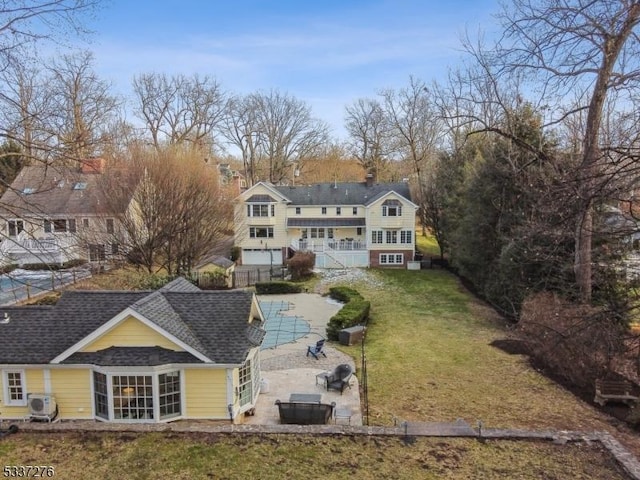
[222,90,329,185]
[220,94,263,186]
[46,50,120,162]
[380,76,444,234]
[344,97,392,179]
[0,1,97,69]
[102,147,232,275]
[132,73,226,155]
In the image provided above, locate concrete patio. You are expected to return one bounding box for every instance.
[245,293,363,426]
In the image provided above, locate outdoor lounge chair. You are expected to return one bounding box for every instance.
[307,339,327,359]
[325,364,353,394]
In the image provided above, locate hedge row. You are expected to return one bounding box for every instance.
[326,286,370,340]
[255,281,303,294]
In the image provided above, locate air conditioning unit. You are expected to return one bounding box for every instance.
[27,394,57,420]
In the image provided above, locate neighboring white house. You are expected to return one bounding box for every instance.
[0,159,130,266]
[234,174,418,268]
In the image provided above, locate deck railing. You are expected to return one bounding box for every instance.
[292,239,366,252]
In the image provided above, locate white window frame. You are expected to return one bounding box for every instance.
[336,207,341,215]
[371,230,382,244]
[295,207,301,215]
[3,369,27,406]
[321,207,327,215]
[353,207,358,215]
[249,226,274,238]
[400,230,413,244]
[92,368,183,423]
[247,204,271,217]
[379,253,404,265]
[386,230,398,244]
[382,205,402,217]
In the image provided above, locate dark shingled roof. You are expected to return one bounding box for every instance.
[287,218,366,227]
[64,346,202,366]
[0,278,265,366]
[246,194,276,203]
[0,165,123,216]
[273,181,412,206]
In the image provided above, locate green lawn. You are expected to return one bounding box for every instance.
[2,267,638,479]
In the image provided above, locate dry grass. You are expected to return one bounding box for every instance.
[0,432,629,480]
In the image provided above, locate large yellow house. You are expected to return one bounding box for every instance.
[234,175,418,268]
[0,278,266,424]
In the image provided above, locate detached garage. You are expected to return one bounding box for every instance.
[242,248,283,265]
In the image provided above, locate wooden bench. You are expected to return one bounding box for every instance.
[594,378,639,406]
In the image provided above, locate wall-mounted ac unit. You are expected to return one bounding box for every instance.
[27,394,57,420]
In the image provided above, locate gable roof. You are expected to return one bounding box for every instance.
[272,181,412,206]
[0,164,124,217]
[0,278,265,366]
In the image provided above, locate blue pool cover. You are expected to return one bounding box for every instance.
[259,300,311,349]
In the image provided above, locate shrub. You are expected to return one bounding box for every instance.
[328,286,363,303]
[0,264,17,275]
[326,287,370,340]
[286,251,315,280]
[519,291,627,389]
[255,281,302,294]
[230,246,241,262]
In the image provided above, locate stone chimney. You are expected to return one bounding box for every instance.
[80,157,105,174]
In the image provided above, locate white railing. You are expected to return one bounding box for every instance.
[291,239,366,252]
[3,235,77,255]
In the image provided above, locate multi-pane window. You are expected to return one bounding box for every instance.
[44,218,76,233]
[371,230,383,244]
[271,204,275,216]
[106,218,114,234]
[382,205,402,217]
[238,360,253,407]
[356,227,363,236]
[159,371,181,419]
[310,228,325,239]
[247,204,270,217]
[89,244,106,262]
[380,254,404,265]
[336,207,341,215]
[353,207,358,215]
[3,371,25,405]
[400,230,413,244]
[94,372,109,419]
[7,220,24,236]
[295,207,301,215]
[82,218,90,228]
[321,207,327,215]
[328,228,334,239]
[386,230,398,244]
[249,227,274,238]
[112,375,154,420]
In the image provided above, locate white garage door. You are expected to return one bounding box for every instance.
[242,249,283,265]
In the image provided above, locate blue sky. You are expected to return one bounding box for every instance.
[80,0,500,139]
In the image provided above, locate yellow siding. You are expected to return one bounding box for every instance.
[184,369,229,419]
[236,184,288,250]
[50,369,93,419]
[0,369,45,419]
[366,194,417,250]
[82,315,182,352]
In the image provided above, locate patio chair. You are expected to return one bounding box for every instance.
[325,364,353,394]
[307,339,327,359]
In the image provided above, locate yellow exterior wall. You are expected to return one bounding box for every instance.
[366,194,417,250]
[0,369,45,418]
[82,315,182,352]
[50,369,93,419]
[235,184,288,250]
[184,368,230,419]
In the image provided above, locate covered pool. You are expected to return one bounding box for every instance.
[258,300,310,349]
